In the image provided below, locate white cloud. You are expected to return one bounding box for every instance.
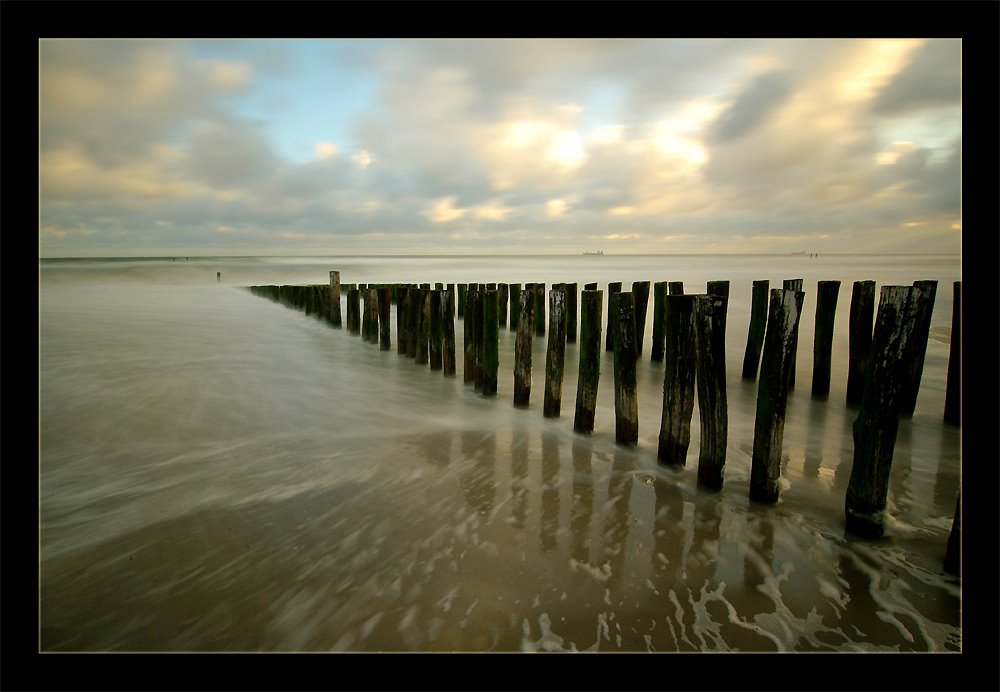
[426,196,466,223]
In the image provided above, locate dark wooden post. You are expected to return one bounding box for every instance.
[657,295,697,466]
[509,284,521,332]
[369,288,380,342]
[473,287,485,390]
[377,286,392,351]
[651,281,667,362]
[457,283,467,318]
[482,290,499,396]
[442,287,457,376]
[543,286,568,417]
[782,279,804,387]
[565,282,578,343]
[846,280,876,405]
[584,282,597,291]
[693,294,728,490]
[605,282,622,352]
[407,286,421,357]
[429,290,443,369]
[741,280,769,379]
[811,280,840,396]
[632,281,650,357]
[534,282,546,336]
[415,288,430,365]
[612,292,639,446]
[944,493,960,575]
[845,283,933,538]
[436,282,444,291]
[668,281,684,295]
[573,290,603,433]
[347,288,360,335]
[329,271,343,327]
[898,280,938,417]
[396,287,408,355]
[749,288,805,503]
[513,287,535,408]
[498,283,509,328]
[944,281,960,425]
[463,286,475,383]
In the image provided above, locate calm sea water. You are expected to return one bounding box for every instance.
[39,254,961,652]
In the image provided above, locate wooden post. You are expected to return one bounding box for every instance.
[845,283,933,538]
[498,283,509,329]
[407,285,421,358]
[668,281,684,295]
[612,292,639,446]
[898,280,938,417]
[657,295,697,466]
[534,282,546,336]
[463,286,475,383]
[944,493,960,575]
[482,290,499,396]
[396,287,408,355]
[509,284,521,332]
[436,282,444,291]
[632,281,650,357]
[651,281,667,362]
[846,280,876,405]
[741,280,769,379]
[573,290,603,433]
[513,287,535,408]
[811,280,840,396]
[605,282,622,352]
[346,288,360,335]
[543,286,568,417]
[706,280,729,345]
[442,287,457,376]
[693,294,728,490]
[782,279,804,387]
[457,283,467,318]
[584,282,597,291]
[749,288,805,503]
[329,271,343,327]
[565,282,578,344]
[377,286,392,351]
[473,287,485,390]
[944,281,961,425]
[429,290,443,369]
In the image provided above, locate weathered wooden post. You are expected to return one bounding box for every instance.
[584,282,597,291]
[482,290,499,396]
[498,283,509,328]
[811,280,840,396]
[509,283,521,332]
[898,280,938,417]
[706,280,729,341]
[668,281,684,296]
[741,280,769,379]
[362,288,374,341]
[329,271,343,327]
[377,286,392,351]
[657,295,697,466]
[944,493,960,575]
[436,282,444,291]
[415,288,430,365]
[442,287,457,376]
[565,282,578,344]
[458,283,467,318]
[407,285,421,358]
[845,283,933,538]
[429,290,443,369]
[463,286,475,383]
[782,279,804,387]
[651,281,667,362]
[513,287,535,408]
[605,282,622,352]
[543,286,568,417]
[534,282,546,336]
[632,281,650,357]
[473,287,485,390]
[396,287,409,355]
[612,292,639,446]
[944,281,960,425]
[347,288,360,335]
[749,288,805,503]
[693,294,728,490]
[573,290,603,433]
[846,280,876,405]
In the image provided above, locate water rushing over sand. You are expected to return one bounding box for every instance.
[39,254,960,652]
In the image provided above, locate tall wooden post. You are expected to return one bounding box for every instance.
[377,286,392,351]
[482,290,499,396]
[534,282,546,336]
[741,280,769,379]
[463,286,476,383]
[543,286,568,417]
[898,280,938,417]
[565,282,578,343]
[612,292,639,446]
[513,288,535,408]
[498,283,509,329]
[573,290,603,433]
[651,281,667,362]
[347,288,360,335]
[845,283,933,538]
[407,285,421,358]
[509,284,522,332]
[397,287,408,355]
[693,294,728,490]
[811,280,840,396]
[782,279,804,388]
[429,290,443,369]
[415,288,430,365]
[657,295,697,466]
[632,281,650,357]
[749,288,805,503]
[329,270,343,328]
[361,288,373,341]
[605,282,622,352]
[457,283,467,318]
[473,287,485,389]
[846,280,876,405]
[442,287,456,376]
[944,281,960,425]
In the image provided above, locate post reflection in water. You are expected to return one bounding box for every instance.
[460,430,495,516]
[650,474,685,595]
[742,506,776,619]
[509,425,529,530]
[539,432,561,553]
[570,440,595,565]
[600,451,634,593]
[803,397,828,478]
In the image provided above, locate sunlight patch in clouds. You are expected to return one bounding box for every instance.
[427,197,466,223]
[313,141,340,160]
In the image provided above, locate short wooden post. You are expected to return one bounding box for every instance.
[377,286,392,351]
[436,282,444,291]
[534,282,546,336]
[693,294,728,490]
[429,290,442,369]
[482,290,499,396]
[657,295,697,466]
[706,280,729,346]
[543,286,568,417]
[414,289,430,364]
[605,282,622,352]
[632,281,650,357]
[473,287,485,389]
[347,288,360,335]
[442,287,457,376]
[741,280,769,379]
[846,280,876,405]
[668,281,684,296]
[498,283,509,328]
[513,287,535,408]
[845,283,933,538]
[782,279,804,387]
[612,292,639,446]
[944,281,960,425]
[573,290,603,433]
[329,271,343,327]
[944,493,960,575]
[898,280,938,417]
[651,281,667,362]
[566,282,578,343]
[457,283,467,318]
[811,280,840,396]
[463,286,475,383]
[396,287,408,355]
[509,284,521,332]
[749,288,805,503]
[584,282,597,291]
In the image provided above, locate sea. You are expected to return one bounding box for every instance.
[38,253,962,653]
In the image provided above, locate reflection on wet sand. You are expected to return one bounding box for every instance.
[570,440,594,564]
[540,432,560,553]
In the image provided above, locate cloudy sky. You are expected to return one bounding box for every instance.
[39,38,961,257]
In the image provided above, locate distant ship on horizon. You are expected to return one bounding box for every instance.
[583,250,605,255]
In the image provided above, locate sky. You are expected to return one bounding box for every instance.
[39,38,962,257]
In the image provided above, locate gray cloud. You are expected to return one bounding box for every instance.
[872,40,961,115]
[711,70,794,142]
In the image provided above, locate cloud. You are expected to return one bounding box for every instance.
[872,40,961,115]
[711,70,793,141]
[313,141,339,160]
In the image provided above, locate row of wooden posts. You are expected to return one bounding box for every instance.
[245,272,961,573]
